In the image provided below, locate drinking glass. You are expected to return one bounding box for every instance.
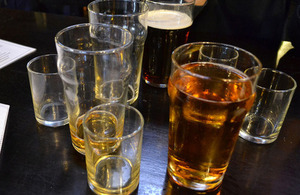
[83,103,144,194]
[88,0,148,104]
[27,54,68,127]
[55,23,133,154]
[142,0,194,88]
[199,43,239,66]
[168,42,262,190]
[240,68,297,144]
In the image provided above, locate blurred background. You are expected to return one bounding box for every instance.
[1,0,299,69]
[0,0,93,16]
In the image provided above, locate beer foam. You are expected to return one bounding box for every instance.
[146,10,192,30]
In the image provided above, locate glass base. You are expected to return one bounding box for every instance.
[72,143,85,155]
[167,167,223,191]
[239,130,277,144]
[127,85,138,105]
[87,174,139,195]
[239,114,278,144]
[144,79,167,88]
[36,102,68,127]
[36,117,69,127]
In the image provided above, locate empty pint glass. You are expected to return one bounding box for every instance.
[88,0,148,104]
[143,0,194,88]
[168,42,262,190]
[55,23,133,154]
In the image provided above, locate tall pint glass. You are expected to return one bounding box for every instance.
[143,0,194,88]
[88,0,148,104]
[168,42,262,190]
[55,23,133,155]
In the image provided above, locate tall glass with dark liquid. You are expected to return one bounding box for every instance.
[143,0,194,88]
[168,42,262,191]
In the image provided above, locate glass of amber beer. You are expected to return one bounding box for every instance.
[168,42,262,190]
[143,0,194,88]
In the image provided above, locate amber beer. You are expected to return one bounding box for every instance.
[143,10,192,88]
[168,62,256,190]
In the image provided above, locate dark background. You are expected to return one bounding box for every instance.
[1,1,300,194]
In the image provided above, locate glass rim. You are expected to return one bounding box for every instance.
[146,0,195,6]
[200,44,239,62]
[172,41,263,83]
[83,103,144,141]
[55,23,133,55]
[27,54,59,76]
[88,0,149,17]
[257,68,297,92]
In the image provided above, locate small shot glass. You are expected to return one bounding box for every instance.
[27,54,68,127]
[239,68,297,144]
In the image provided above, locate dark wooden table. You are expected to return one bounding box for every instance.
[0,8,300,195]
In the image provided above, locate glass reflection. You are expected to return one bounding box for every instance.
[164,174,221,195]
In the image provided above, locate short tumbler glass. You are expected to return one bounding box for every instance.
[27,54,68,127]
[83,103,144,195]
[239,68,297,144]
[168,42,262,191]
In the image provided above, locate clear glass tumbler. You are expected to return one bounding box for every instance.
[240,68,297,144]
[27,54,69,127]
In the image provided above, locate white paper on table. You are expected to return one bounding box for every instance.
[0,39,36,69]
[0,103,9,153]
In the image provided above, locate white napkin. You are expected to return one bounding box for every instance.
[0,39,36,69]
[0,103,9,153]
